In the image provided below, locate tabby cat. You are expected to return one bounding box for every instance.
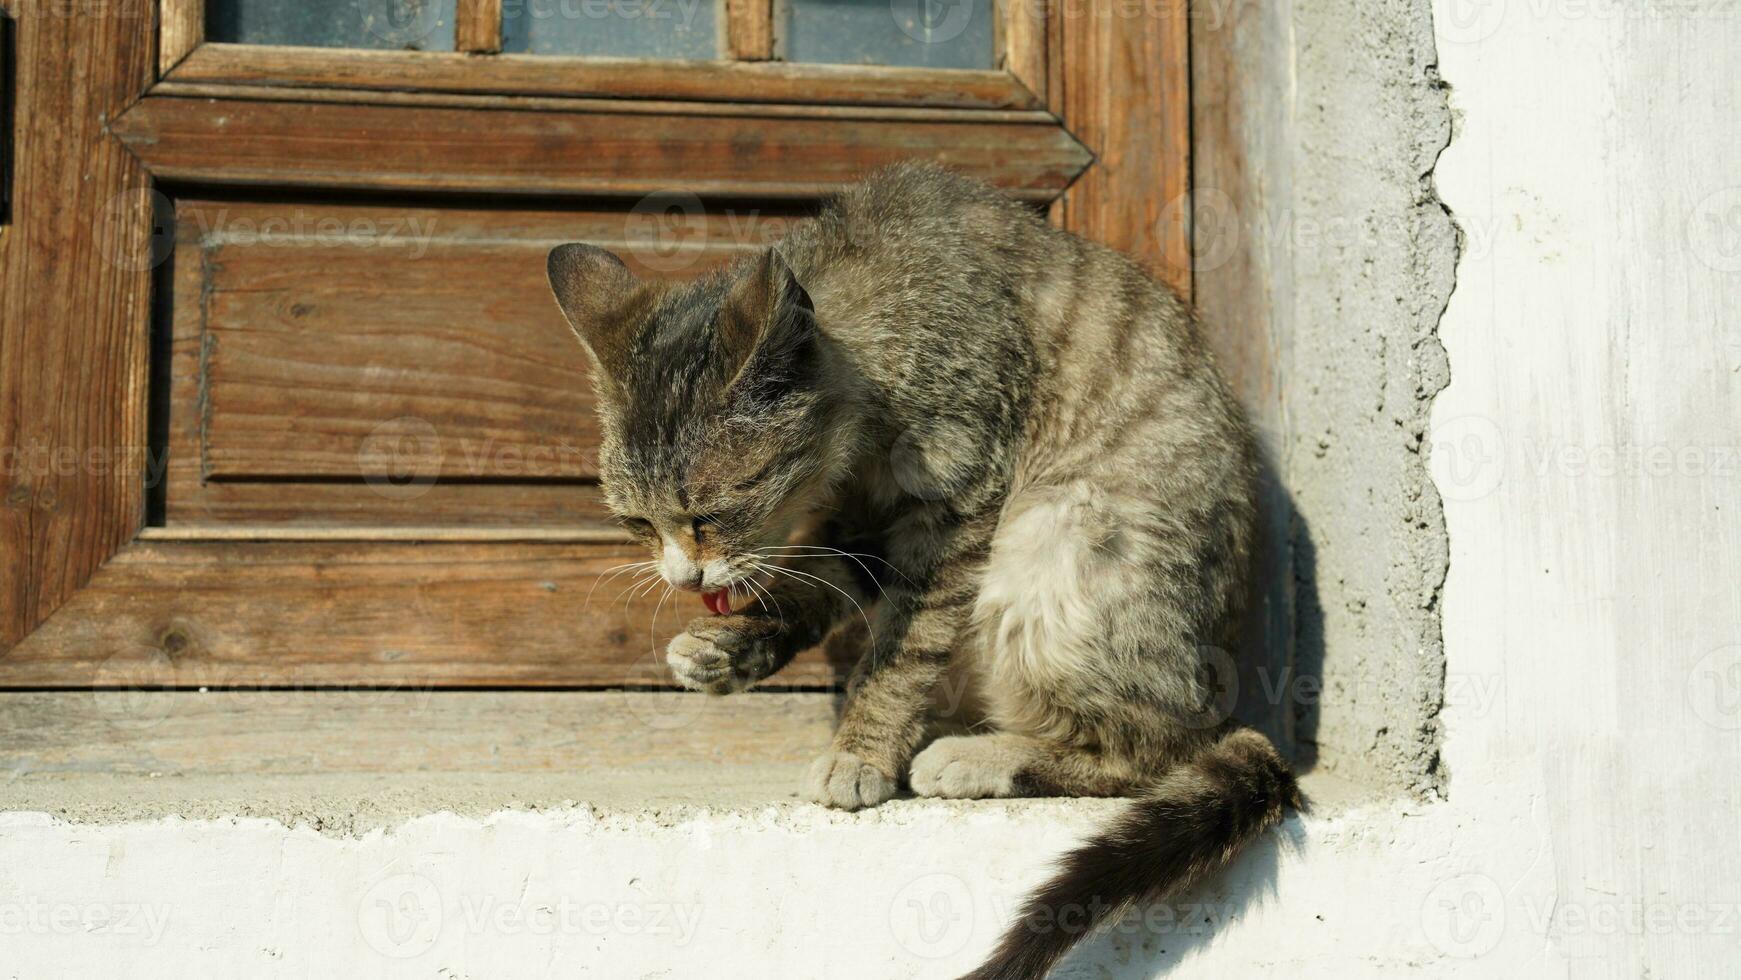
[546,163,1297,978]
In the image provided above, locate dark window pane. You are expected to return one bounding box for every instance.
[207,0,459,52]
[785,0,995,69]
[501,0,719,58]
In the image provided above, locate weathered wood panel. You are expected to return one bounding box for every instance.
[1052,0,1192,298]
[0,690,836,774]
[454,0,504,54]
[0,0,155,649]
[998,0,1048,102]
[111,96,1091,200]
[167,41,1041,110]
[1,541,848,686]
[200,240,604,479]
[164,481,620,529]
[725,0,776,61]
[159,0,204,73]
[161,199,791,523]
[1189,0,1296,754]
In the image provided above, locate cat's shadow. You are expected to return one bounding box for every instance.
[1048,813,1307,978]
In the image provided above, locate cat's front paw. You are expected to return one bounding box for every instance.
[665,615,779,695]
[804,749,896,810]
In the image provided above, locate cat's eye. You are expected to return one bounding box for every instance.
[619,517,655,538]
[691,516,718,539]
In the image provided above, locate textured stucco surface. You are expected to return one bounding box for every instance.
[1284,0,1457,795]
[1197,0,1457,794]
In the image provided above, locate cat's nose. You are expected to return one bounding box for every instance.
[670,570,705,592]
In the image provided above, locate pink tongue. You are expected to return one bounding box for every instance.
[702,589,730,615]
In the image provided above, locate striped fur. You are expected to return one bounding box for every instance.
[547,163,1295,975]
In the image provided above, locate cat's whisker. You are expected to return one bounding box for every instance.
[650,582,673,659]
[616,570,661,612]
[743,575,784,628]
[586,560,657,611]
[753,546,901,604]
[754,560,874,647]
[754,546,913,587]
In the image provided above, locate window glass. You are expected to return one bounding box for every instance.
[207,0,459,52]
[501,0,719,58]
[785,0,996,70]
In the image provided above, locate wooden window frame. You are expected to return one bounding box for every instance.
[0,0,1191,688]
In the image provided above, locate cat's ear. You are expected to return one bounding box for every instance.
[547,243,641,373]
[719,249,816,385]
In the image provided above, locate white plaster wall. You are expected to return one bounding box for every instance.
[1423,0,1741,973]
[3,4,1739,978]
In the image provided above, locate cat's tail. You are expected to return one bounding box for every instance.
[961,726,1299,980]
